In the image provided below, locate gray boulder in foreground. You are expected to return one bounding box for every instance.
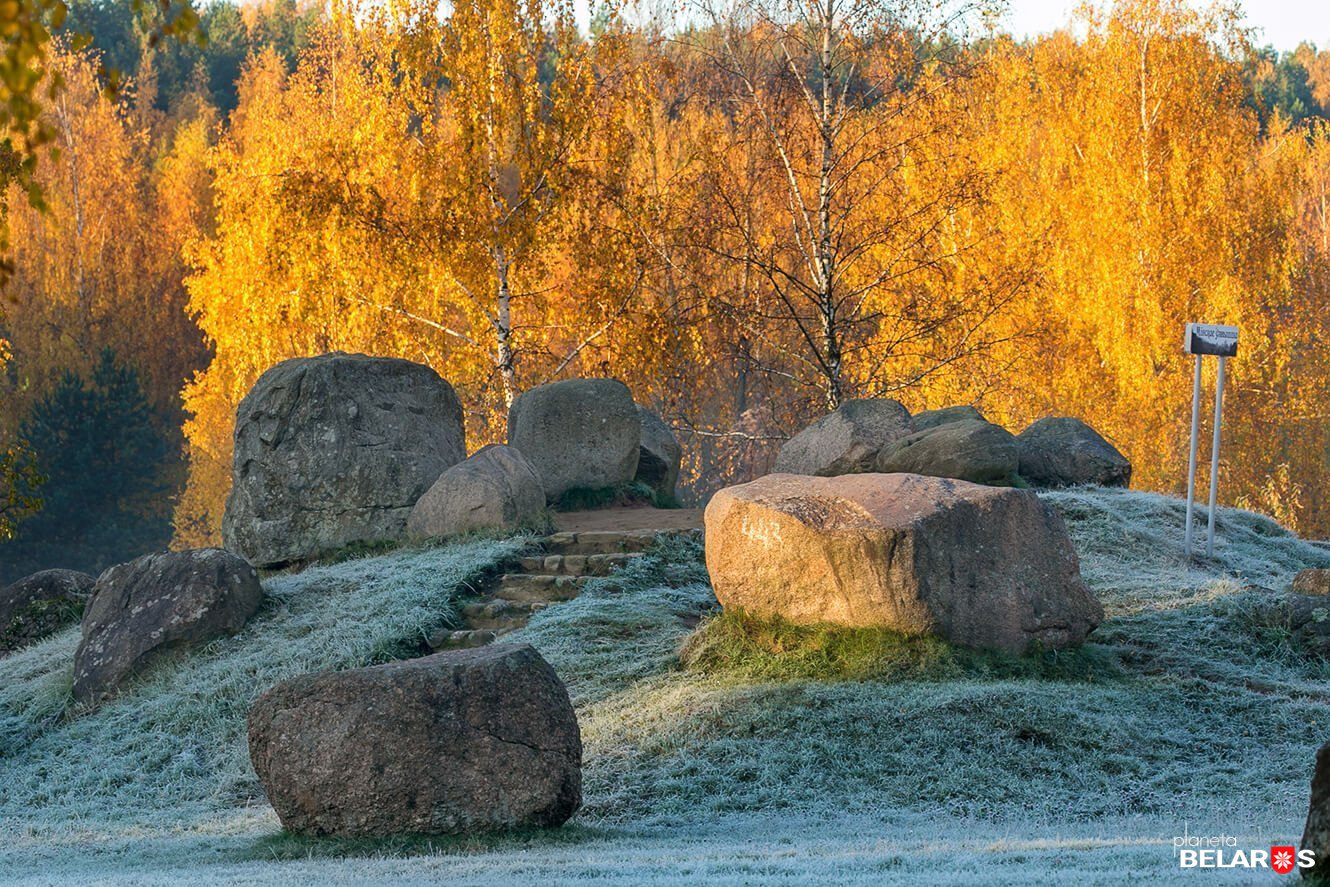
[407,444,545,540]
[223,352,465,567]
[73,549,263,704]
[508,378,640,502]
[874,420,1020,485]
[1017,417,1131,488]
[635,406,682,499]
[704,472,1102,653]
[247,644,582,837]
[774,399,912,476]
[0,569,95,655]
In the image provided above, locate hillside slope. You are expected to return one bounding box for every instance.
[3,489,1329,885]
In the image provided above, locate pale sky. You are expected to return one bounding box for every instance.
[1001,0,1330,51]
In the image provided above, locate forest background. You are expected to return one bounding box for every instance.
[2,0,1329,583]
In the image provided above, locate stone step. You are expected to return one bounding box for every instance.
[491,573,587,603]
[516,551,644,577]
[543,527,702,556]
[458,598,551,631]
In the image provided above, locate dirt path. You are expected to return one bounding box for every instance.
[553,505,704,533]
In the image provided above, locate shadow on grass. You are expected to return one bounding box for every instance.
[679,609,1120,685]
[245,822,611,862]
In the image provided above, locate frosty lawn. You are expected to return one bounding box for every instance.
[3,489,1329,884]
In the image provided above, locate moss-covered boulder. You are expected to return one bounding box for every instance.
[0,569,94,655]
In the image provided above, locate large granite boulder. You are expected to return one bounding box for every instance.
[0,569,95,655]
[774,399,912,477]
[407,444,545,540]
[248,645,582,837]
[911,405,986,432]
[1017,417,1131,488]
[874,420,1020,485]
[507,378,640,502]
[1304,741,1330,880]
[74,549,263,704]
[704,473,1102,653]
[223,352,466,567]
[635,406,682,500]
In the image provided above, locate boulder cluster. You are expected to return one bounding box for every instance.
[1,353,661,840]
[706,398,1128,651]
[774,397,1131,489]
[222,353,683,568]
[0,353,1165,842]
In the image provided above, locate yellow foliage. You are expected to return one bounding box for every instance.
[154,0,1330,540]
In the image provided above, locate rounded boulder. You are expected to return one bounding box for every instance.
[911,405,987,432]
[222,352,466,567]
[507,379,640,502]
[635,406,682,500]
[247,644,582,837]
[0,569,95,656]
[407,444,546,540]
[73,549,263,704]
[874,420,1019,485]
[1303,741,1330,872]
[774,399,913,477]
[1294,569,1330,597]
[704,472,1103,653]
[1016,417,1131,488]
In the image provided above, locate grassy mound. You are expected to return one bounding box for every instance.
[2,488,1329,883]
[503,491,1330,830]
[0,536,527,825]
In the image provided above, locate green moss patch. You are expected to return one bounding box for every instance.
[678,609,1115,685]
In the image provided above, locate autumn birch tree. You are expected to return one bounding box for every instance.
[693,0,1010,410]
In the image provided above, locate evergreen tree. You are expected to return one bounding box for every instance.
[0,349,173,583]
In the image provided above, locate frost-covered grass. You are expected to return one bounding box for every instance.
[0,536,528,827]
[503,533,718,705]
[2,489,1329,884]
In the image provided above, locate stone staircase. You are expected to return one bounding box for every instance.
[430,527,703,650]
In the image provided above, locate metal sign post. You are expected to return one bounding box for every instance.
[1182,323,1238,559]
[1183,355,1202,557]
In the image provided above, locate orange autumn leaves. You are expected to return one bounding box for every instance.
[6,0,1330,544]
